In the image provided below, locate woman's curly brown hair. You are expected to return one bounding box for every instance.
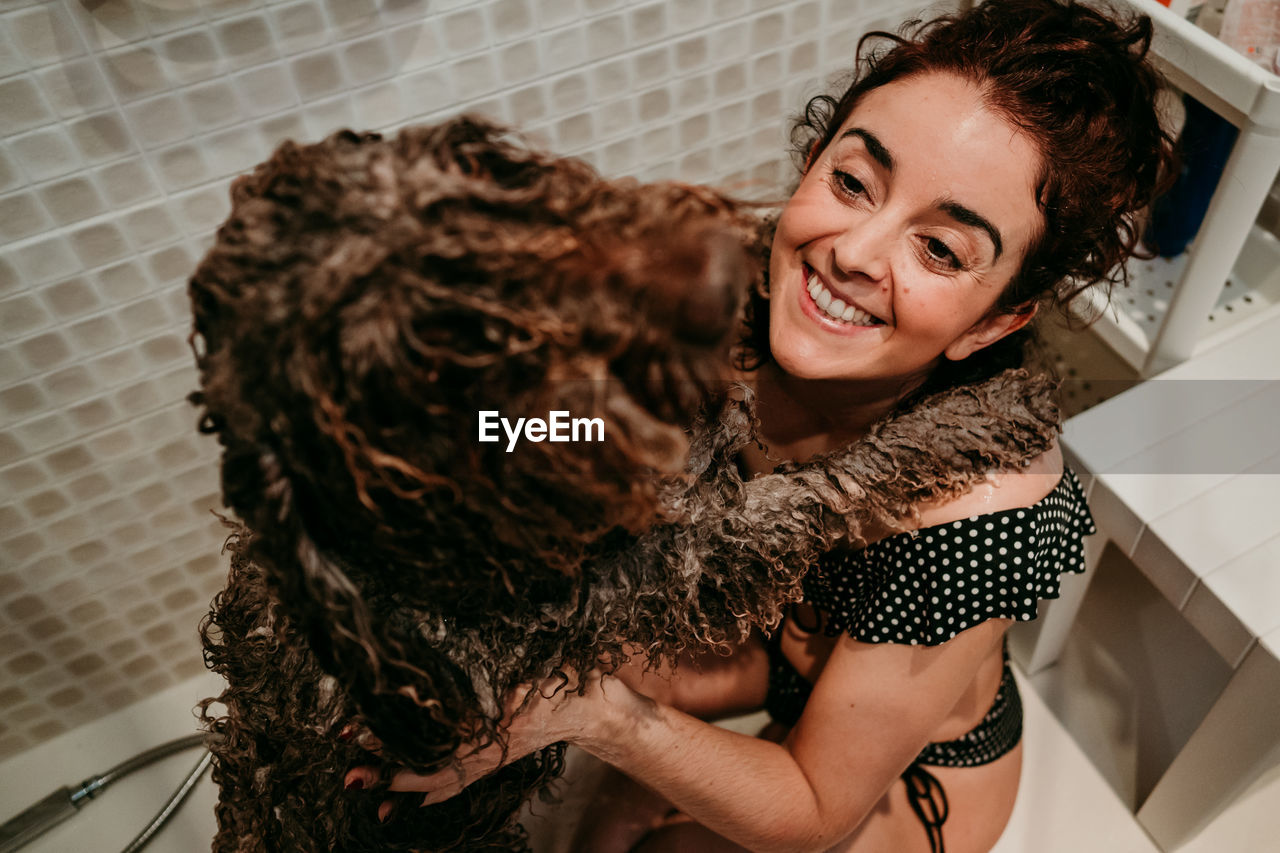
[193,116,1066,850]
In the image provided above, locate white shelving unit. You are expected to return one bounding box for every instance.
[1095,0,1280,377]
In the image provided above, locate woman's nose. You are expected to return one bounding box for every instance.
[830,216,892,284]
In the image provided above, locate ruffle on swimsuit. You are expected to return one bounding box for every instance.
[804,467,1096,646]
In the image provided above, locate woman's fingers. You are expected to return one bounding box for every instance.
[342,676,582,815]
[344,766,378,791]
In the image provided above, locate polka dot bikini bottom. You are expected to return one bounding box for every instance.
[763,636,1022,853]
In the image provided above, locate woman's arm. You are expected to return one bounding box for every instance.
[377,617,1006,853]
[609,634,770,720]
[576,620,1009,853]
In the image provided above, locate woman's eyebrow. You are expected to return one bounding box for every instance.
[839,127,893,171]
[838,127,1003,259]
[939,200,1003,259]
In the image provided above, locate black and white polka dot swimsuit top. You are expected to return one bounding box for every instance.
[764,467,1096,768]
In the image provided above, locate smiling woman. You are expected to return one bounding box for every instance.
[358,3,1179,853]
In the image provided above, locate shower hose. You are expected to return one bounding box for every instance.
[0,733,214,853]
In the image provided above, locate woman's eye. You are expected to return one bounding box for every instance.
[832,169,866,198]
[924,237,962,270]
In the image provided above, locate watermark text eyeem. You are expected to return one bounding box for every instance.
[478,410,605,452]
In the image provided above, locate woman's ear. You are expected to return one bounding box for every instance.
[944,303,1038,362]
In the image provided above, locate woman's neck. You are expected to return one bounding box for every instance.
[751,362,928,461]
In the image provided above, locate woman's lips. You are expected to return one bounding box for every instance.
[797,266,886,335]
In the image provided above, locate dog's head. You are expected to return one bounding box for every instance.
[191,116,757,598]
[191,117,761,782]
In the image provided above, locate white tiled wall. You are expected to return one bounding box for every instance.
[0,0,931,763]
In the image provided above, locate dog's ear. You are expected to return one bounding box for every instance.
[671,228,750,345]
[638,226,748,347]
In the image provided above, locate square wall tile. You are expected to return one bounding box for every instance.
[39,276,102,321]
[95,259,153,303]
[154,143,213,192]
[121,204,182,252]
[0,295,53,341]
[8,127,82,182]
[271,1,330,56]
[232,63,298,117]
[441,7,489,56]
[216,13,278,66]
[343,34,396,86]
[0,192,52,244]
[292,50,348,100]
[35,59,114,118]
[67,112,137,165]
[490,0,537,42]
[159,29,223,85]
[328,0,382,38]
[67,1,149,51]
[300,93,355,138]
[184,79,245,132]
[542,25,585,72]
[173,185,232,237]
[68,222,132,269]
[9,236,81,286]
[137,1,206,36]
[37,177,108,229]
[101,45,171,101]
[630,3,668,45]
[0,76,56,134]
[354,81,406,129]
[126,94,199,149]
[399,66,454,120]
[586,14,626,61]
[94,159,162,208]
[387,19,442,71]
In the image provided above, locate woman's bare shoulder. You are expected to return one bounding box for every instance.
[911,441,1064,531]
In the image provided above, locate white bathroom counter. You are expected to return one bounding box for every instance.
[0,672,222,853]
[1025,310,1280,850]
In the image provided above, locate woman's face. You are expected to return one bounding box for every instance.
[768,72,1044,386]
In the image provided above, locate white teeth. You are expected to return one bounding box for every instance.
[804,270,882,326]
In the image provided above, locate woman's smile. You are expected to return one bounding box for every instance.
[797,263,890,337]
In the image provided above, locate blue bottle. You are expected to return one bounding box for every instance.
[1144,94,1239,258]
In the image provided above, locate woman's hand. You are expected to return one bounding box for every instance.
[343,669,619,813]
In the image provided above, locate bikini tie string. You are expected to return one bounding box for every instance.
[902,762,949,853]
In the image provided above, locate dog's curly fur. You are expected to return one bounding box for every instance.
[193,117,1061,851]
